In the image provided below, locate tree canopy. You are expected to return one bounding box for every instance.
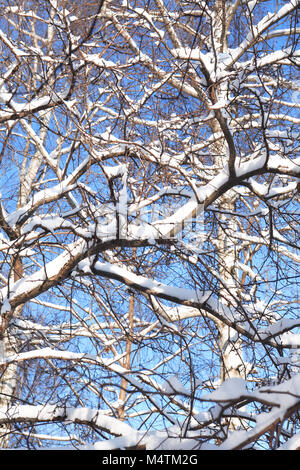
[0,0,299,450]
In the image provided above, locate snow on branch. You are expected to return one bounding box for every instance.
[203,374,300,450]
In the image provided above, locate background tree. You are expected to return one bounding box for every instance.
[0,0,299,450]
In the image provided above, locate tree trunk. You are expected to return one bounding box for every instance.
[0,306,22,448]
[118,291,135,421]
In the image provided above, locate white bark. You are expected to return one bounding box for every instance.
[0,0,298,450]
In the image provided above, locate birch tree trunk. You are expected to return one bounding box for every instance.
[210,0,244,385]
[0,106,52,447]
[0,0,298,450]
[0,311,21,447]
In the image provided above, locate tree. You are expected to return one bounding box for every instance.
[0,0,299,450]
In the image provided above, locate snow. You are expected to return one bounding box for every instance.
[258,318,300,341]
[0,90,12,103]
[202,378,247,402]
[227,1,299,67]
[235,153,267,178]
[21,215,71,235]
[0,238,87,310]
[91,260,212,306]
[209,99,229,110]
[247,1,257,13]
[201,373,300,450]
[12,96,51,113]
[0,0,298,452]
[0,404,136,440]
[278,432,300,450]
[103,164,127,179]
[0,341,5,361]
[7,183,76,227]
[161,375,189,395]
[83,54,116,69]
